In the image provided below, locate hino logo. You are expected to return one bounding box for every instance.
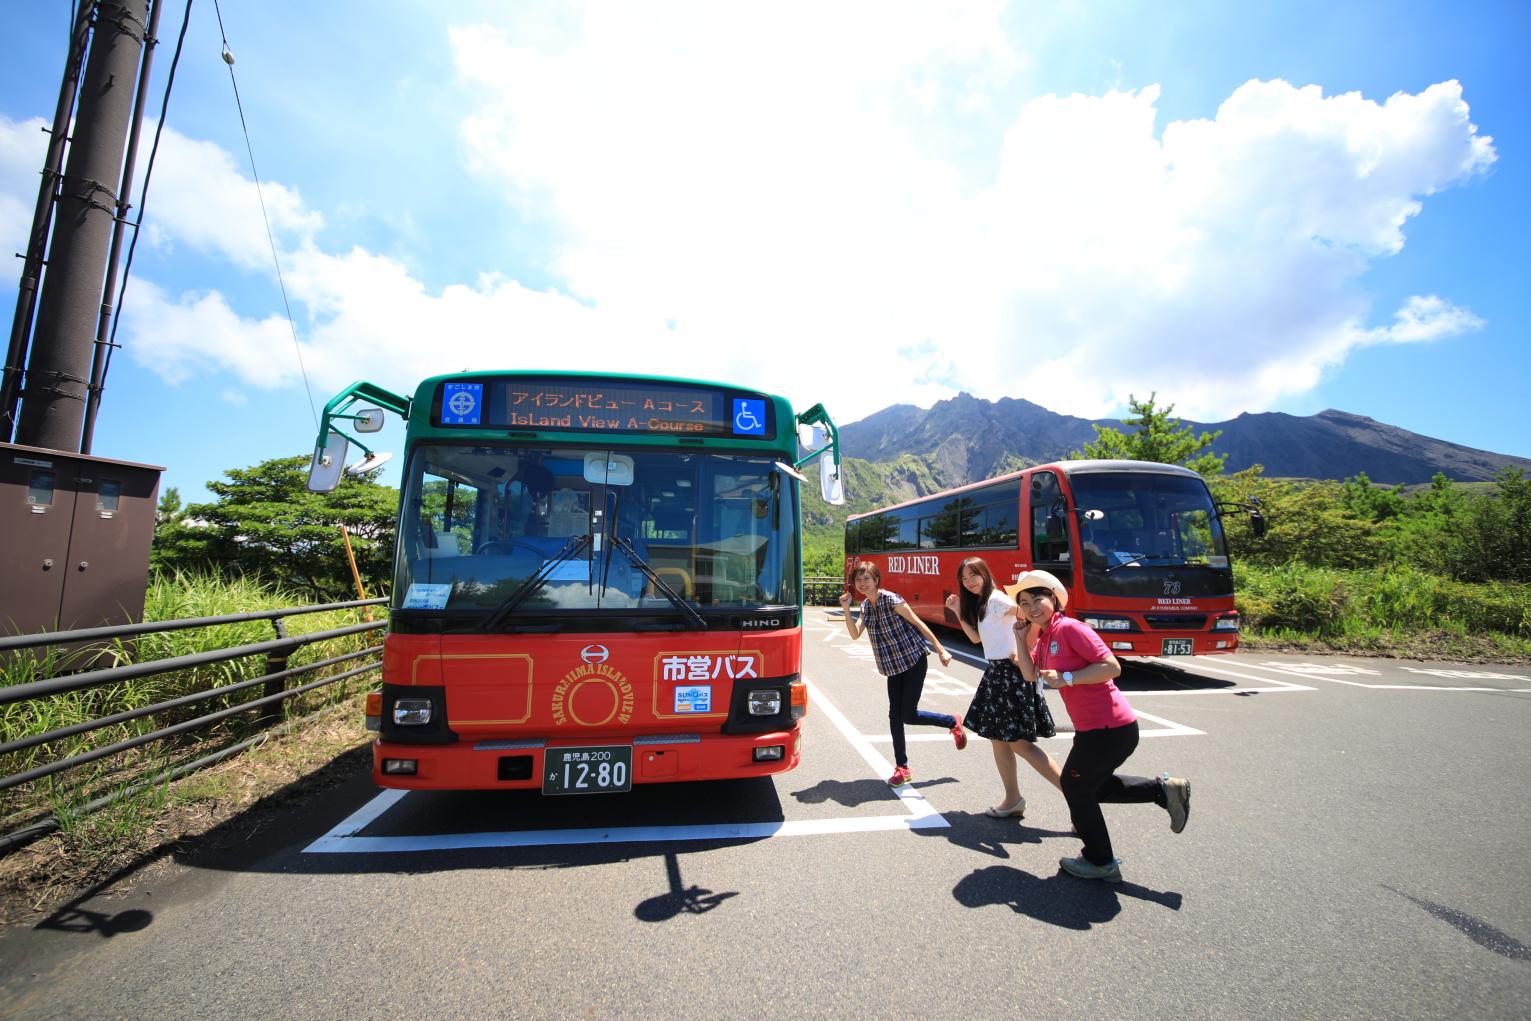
[742,618,782,629]
[580,644,610,664]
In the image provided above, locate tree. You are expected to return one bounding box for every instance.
[1212,466,1383,568]
[1442,468,1531,583]
[153,456,398,599]
[156,486,184,526]
[1071,392,1227,477]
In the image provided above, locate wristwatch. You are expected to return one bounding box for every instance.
[1062,671,1075,686]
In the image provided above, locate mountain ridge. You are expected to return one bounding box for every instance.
[836,393,1531,488]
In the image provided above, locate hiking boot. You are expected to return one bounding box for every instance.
[1160,773,1191,834]
[887,766,913,787]
[950,713,968,751]
[1059,855,1122,883]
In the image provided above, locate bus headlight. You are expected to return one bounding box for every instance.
[393,698,433,725]
[753,745,785,762]
[1082,616,1134,631]
[1214,615,1240,631]
[748,690,782,716]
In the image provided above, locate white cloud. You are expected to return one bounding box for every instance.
[22,13,1489,430]
[0,116,49,278]
[141,126,322,269]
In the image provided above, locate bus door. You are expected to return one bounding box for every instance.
[1024,468,1075,588]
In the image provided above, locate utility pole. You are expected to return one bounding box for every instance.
[0,3,93,445]
[2,1,164,643]
[15,0,150,453]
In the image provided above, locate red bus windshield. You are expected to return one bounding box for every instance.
[396,443,800,626]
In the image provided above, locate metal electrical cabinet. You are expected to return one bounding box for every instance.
[1,442,163,638]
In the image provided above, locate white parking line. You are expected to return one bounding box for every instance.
[303,679,947,854]
[1138,658,1317,694]
[1229,660,1522,692]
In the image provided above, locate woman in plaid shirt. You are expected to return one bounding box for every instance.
[839,561,965,786]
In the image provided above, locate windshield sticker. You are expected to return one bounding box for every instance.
[402,583,453,609]
[673,685,712,713]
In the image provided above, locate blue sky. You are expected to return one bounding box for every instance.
[2,0,1526,503]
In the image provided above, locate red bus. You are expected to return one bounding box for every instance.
[843,460,1264,658]
[307,371,844,792]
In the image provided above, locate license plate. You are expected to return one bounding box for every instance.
[543,745,632,795]
[1161,638,1194,656]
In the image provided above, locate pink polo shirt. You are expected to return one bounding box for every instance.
[1031,614,1135,731]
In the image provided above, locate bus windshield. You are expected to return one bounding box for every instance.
[1071,471,1233,598]
[394,444,799,619]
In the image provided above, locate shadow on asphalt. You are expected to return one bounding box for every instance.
[789,777,894,807]
[912,809,1073,860]
[953,863,1183,929]
[634,852,739,922]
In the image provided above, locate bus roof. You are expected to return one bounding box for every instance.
[845,459,1207,522]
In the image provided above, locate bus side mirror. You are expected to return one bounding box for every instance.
[820,454,845,506]
[354,407,385,433]
[308,431,349,492]
[1250,511,1267,538]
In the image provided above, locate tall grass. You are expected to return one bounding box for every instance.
[1234,562,1531,657]
[1,570,381,840]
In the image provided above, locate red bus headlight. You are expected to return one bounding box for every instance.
[748,690,782,716]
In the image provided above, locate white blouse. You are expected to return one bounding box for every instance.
[975,590,1019,660]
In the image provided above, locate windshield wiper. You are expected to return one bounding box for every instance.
[609,536,707,629]
[478,534,591,632]
[1105,552,1153,574]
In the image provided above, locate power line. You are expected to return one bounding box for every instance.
[211,0,319,430]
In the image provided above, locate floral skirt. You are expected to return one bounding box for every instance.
[964,658,1056,743]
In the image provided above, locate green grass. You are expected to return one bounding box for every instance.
[1235,562,1531,661]
[1,570,381,837]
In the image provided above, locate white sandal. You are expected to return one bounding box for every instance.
[984,796,1026,818]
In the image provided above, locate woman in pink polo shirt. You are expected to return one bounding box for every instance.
[1011,570,1191,883]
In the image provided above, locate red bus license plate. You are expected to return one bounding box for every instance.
[1161,639,1194,656]
[543,745,633,794]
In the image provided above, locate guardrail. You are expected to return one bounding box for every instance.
[804,575,845,606]
[0,597,387,855]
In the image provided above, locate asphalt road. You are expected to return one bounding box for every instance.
[3,609,1530,1020]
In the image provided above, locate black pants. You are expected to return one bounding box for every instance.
[1061,721,1165,865]
[886,656,957,768]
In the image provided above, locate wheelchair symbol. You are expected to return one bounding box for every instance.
[733,399,765,435]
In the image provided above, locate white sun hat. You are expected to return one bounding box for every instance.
[1010,569,1069,610]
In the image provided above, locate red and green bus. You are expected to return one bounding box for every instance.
[844,460,1263,658]
[307,371,843,793]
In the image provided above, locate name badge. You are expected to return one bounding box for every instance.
[1049,641,1060,655]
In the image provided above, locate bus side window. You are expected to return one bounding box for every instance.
[1030,471,1071,568]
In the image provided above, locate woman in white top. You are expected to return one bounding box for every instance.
[945,557,1063,818]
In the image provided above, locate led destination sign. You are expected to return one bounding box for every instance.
[432,377,774,438]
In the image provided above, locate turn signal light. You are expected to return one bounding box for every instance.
[789,681,808,720]
[365,691,382,731]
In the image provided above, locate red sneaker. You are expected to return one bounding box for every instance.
[950,714,968,751]
[886,766,913,787]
